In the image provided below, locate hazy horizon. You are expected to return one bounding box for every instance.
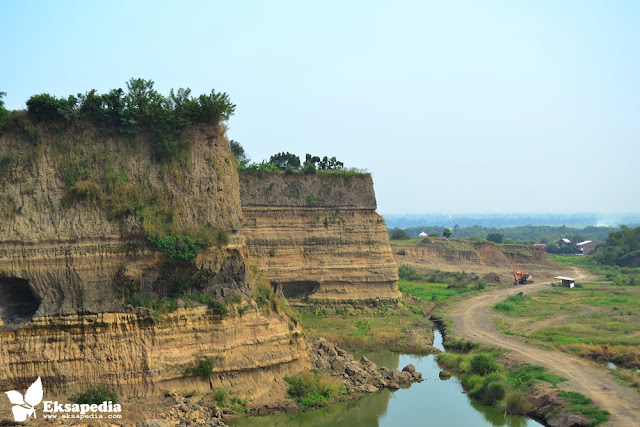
[2,1,638,214]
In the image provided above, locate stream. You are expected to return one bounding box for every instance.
[232,331,542,427]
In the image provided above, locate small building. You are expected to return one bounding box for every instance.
[555,276,576,288]
[533,243,547,252]
[557,238,572,247]
[419,232,428,237]
[575,240,596,255]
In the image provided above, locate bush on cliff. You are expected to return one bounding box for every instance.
[184,357,214,379]
[70,385,118,405]
[24,78,235,162]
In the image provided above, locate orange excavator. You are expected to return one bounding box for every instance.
[513,270,533,285]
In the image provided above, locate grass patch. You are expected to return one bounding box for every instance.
[295,303,431,353]
[493,282,640,367]
[507,364,566,391]
[557,391,609,426]
[399,280,474,302]
[284,371,345,407]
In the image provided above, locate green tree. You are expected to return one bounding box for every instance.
[0,91,8,134]
[389,228,410,240]
[269,152,301,170]
[487,233,505,243]
[443,228,452,238]
[594,225,640,266]
[229,140,250,167]
[317,156,344,170]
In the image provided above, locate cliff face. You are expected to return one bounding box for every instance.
[0,308,307,400]
[240,173,400,303]
[0,121,245,317]
[0,119,308,401]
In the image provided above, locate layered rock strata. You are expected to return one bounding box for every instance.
[240,173,400,303]
[0,121,309,404]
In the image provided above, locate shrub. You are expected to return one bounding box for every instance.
[225,293,243,305]
[444,338,476,353]
[469,375,506,406]
[214,388,227,406]
[469,354,500,376]
[504,390,532,414]
[149,234,201,261]
[252,282,274,308]
[188,293,228,316]
[70,385,118,404]
[507,292,525,303]
[184,357,214,379]
[306,194,324,205]
[495,302,515,312]
[285,371,343,407]
[355,319,372,335]
[437,353,467,372]
[461,373,484,391]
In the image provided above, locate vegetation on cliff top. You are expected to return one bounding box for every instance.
[229,140,368,176]
[2,78,235,161]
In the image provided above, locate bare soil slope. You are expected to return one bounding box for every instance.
[393,238,566,284]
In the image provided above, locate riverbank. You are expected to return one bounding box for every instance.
[231,330,542,427]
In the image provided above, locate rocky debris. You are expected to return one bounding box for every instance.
[439,370,451,380]
[402,364,416,373]
[143,391,227,427]
[307,338,423,394]
[138,420,173,427]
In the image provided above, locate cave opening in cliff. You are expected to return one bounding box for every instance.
[0,277,41,326]
[279,281,320,298]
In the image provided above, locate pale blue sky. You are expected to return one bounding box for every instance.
[2,0,638,214]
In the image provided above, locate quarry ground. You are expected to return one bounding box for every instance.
[447,270,640,427]
[391,240,640,426]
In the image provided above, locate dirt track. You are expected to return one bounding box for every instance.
[448,268,640,426]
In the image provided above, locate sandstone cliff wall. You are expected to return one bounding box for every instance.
[0,307,308,409]
[0,121,245,317]
[240,173,400,303]
[0,119,309,404]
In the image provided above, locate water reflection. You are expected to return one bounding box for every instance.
[232,331,541,427]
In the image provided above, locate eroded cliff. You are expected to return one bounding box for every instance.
[240,173,400,303]
[0,118,309,407]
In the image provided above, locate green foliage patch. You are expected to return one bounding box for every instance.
[284,371,344,407]
[70,385,118,404]
[24,78,235,162]
[184,357,214,379]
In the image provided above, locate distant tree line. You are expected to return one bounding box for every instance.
[1,79,235,161]
[594,225,640,267]
[395,224,618,245]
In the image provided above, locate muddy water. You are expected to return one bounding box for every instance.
[232,331,542,427]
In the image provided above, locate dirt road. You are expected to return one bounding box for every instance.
[448,268,640,426]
